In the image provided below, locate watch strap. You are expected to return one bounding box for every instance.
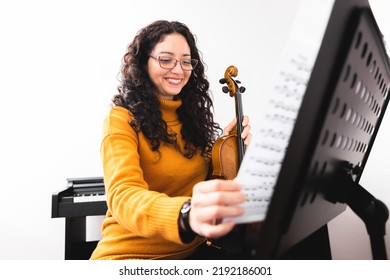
[179,199,197,243]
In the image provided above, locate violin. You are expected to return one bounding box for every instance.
[209,65,247,255]
[211,65,246,180]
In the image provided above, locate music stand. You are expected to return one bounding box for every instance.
[250,0,390,259]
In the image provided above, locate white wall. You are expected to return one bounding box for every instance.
[0,0,389,260]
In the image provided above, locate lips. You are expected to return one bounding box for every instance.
[165,78,183,85]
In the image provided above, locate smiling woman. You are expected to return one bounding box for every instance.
[147,33,193,99]
[89,20,251,260]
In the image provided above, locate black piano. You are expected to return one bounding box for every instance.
[52,177,107,260]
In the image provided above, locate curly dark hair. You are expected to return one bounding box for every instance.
[113,20,222,158]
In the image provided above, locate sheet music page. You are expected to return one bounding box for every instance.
[229,0,334,224]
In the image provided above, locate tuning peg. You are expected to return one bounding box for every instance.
[219,78,226,84]
[222,86,229,93]
[236,80,241,84]
[239,86,246,93]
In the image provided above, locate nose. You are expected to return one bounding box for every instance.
[171,60,184,73]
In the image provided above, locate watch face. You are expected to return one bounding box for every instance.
[181,201,191,213]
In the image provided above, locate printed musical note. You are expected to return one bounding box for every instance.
[269,100,300,113]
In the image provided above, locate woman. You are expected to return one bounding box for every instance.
[90,20,251,260]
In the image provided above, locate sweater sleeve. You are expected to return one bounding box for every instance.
[101,107,190,244]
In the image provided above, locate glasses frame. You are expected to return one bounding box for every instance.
[149,54,198,71]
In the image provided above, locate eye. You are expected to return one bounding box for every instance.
[159,57,174,64]
[181,59,192,66]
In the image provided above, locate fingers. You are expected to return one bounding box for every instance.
[197,220,236,239]
[241,124,251,146]
[223,117,237,136]
[241,115,252,146]
[223,116,251,146]
[194,204,244,222]
[191,203,244,238]
[193,190,246,208]
[189,179,246,239]
[192,180,245,206]
[241,115,250,127]
[193,179,241,193]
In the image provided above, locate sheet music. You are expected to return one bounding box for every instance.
[228,0,334,223]
[231,41,312,224]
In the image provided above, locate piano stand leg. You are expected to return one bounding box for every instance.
[65,217,87,260]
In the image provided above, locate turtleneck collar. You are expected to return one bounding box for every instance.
[159,98,182,124]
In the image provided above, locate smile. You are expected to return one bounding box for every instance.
[166,78,182,85]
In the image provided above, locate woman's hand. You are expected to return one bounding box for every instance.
[189,179,246,239]
[223,116,252,146]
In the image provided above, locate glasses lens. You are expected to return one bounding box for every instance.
[159,57,175,69]
[181,59,198,70]
[157,56,198,71]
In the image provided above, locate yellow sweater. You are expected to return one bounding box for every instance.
[90,98,208,260]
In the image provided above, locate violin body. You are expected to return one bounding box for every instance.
[211,132,239,180]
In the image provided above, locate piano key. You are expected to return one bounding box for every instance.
[73,193,106,203]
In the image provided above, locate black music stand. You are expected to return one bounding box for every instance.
[248,0,389,259]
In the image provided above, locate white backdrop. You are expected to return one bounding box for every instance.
[0,0,389,260]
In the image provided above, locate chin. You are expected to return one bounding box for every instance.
[166,89,182,96]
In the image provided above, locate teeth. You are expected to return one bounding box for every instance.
[166,78,181,85]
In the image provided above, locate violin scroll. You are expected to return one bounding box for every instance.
[219,65,246,97]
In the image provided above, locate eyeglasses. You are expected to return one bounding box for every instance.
[149,55,198,71]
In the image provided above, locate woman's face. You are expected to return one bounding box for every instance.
[147,33,192,100]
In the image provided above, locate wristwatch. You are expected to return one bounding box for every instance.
[179,199,197,243]
[180,200,192,231]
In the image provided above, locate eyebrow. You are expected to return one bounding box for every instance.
[158,51,191,57]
